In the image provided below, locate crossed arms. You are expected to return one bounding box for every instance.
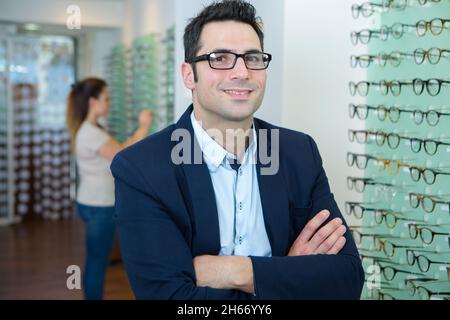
[112,152,365,300]
[194,209,348,294]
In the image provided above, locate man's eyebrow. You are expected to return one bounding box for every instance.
[211,48,263,54]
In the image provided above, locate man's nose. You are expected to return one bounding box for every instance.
[230,56,250,79]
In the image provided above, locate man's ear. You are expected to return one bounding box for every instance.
[182,63,195,90]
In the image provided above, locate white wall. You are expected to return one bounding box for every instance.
[174,0,284,125]
[282,0,366,220]
[0,0,124,28]
[122,0,175,46]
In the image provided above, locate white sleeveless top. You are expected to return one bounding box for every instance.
[75,121,115,206]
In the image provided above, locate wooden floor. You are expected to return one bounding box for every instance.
[0,215,134,300]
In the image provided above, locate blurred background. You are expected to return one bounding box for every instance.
[0,0,448,300]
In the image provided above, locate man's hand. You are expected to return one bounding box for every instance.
[193,209,346,294]
[193,255,254,294]
[288,209,347,256]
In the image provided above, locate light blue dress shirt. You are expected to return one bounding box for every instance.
[191,111,272,257]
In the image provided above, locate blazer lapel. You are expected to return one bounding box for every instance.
[255,119,290,256]
[174,106,290,257]
[175,105,221,256]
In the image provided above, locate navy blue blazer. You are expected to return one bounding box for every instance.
[110,105,364,300]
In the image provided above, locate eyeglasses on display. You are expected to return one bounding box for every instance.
[408,165,450,185]
[408,223,450,244]
[346,152,378,169]
[406,250,450,272]
[408,193,450,213]
[347,176,394,193]
[351,48,450,67]
[416,18,450,36]
[348,129,450,155]
[374,237,422,257]
[373,260,424,281]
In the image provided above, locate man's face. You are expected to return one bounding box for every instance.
[183,20,267,123]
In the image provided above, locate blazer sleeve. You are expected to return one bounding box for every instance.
[111,153,253,300]
[250,135,365,300]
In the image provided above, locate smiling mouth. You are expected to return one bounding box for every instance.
[222,89,253,96]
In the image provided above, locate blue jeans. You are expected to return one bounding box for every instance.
[76,202,116,300]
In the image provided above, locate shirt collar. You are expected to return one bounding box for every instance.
[190,111,257,172]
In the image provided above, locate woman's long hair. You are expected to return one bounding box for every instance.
[66,77,107,152]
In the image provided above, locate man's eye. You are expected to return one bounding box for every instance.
[212,54,229,62]
[246,55,261,63]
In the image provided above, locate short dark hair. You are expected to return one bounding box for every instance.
[183,0,264,64]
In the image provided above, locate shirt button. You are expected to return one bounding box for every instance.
[239,169,243,176]
[239,202,243,210]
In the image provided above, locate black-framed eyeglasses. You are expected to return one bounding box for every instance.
[379,80,413,96]
[408,193,450,213]
[348,103,378,119]
[408,137,450,155]
[413,108,450,126]
[346,152,377,169]
[373,260,424,281]
[405,279,450,300]
[349,104,450,126]
[417,0,444,5]
[369,289,398,300]
[413,78,450,96]
[408,165,450,185]
[187,51,272,70]
[374,131,403,149]
[414,47,450,64]
[406,250,450,272]
[408,223,450,244]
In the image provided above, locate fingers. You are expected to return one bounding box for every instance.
[326,236,347,255]
[315,224,347,254]
[296,210,330,246]
[307,217,344,252]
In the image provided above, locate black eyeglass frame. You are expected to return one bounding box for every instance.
[187,51,272,70]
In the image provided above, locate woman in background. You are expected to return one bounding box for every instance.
[66,77,152,299]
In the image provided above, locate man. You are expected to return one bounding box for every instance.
[111,0,364,299]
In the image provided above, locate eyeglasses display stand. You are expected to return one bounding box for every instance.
[348,0,450,300]
[0,34,75,223]
[105,26,175,142]
[0,37,9,223]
